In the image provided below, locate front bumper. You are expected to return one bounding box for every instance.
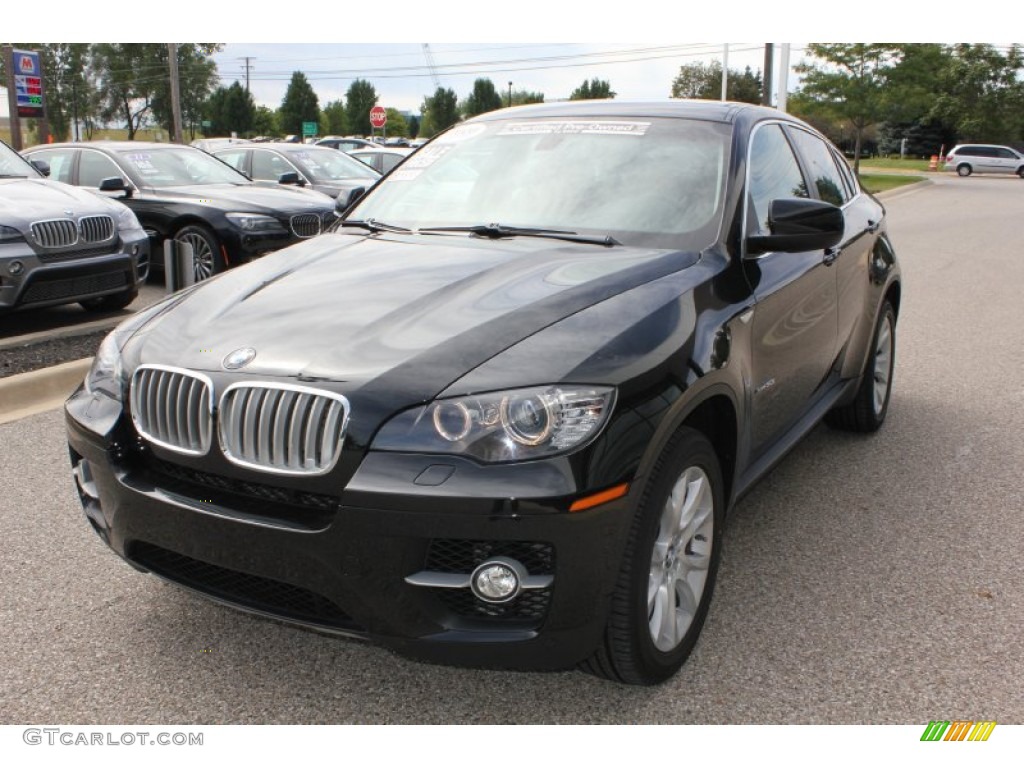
[65,386,635,671]
[0,230,149,312]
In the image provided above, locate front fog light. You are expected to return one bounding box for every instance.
[471,558,523,603]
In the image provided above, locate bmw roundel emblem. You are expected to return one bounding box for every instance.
[223,347,257,370]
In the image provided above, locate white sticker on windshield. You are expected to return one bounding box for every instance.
[497,121,651,137]
[403,145,451,169]
[390,169,422,182]
[435,123,487,144]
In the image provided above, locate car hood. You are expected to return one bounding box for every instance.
[0,177,119,218]
[140,183,335,213]
[126,232,699,424]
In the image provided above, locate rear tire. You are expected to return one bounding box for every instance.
[957,164,972,177]
[826,301,896,433]
[581,428,724,685]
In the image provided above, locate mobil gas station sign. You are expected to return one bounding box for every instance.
[13,49,44,118]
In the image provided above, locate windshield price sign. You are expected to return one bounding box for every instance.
[12,49,44,118]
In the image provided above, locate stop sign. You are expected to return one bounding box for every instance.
[369,106,387,128]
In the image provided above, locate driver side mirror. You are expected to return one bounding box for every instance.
[278,171,304,186]
[99,176,134,199]
[746,198,844,256]
[30,159,50,177]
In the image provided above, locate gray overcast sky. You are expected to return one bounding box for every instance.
[3,1,998,119]
[210,43,795,114]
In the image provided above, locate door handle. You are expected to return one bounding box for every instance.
[823,247,840,266]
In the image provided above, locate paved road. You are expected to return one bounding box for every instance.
[1,174,1022,724]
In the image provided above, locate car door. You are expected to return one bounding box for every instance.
[994,147,1018,174]
[744,122,839,457]
[784,127,882,367]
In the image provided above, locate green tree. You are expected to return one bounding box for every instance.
[322,99,347,135]
[88,43,221,141]
[420,87,460,137]
[345,79,379,136]
[407,114,420,138]
[279,71,320,136]
[929,44,1024,143]
[795,44,900,173]
[570,78,616,100]
[384,108,409,137]
[463,78,504,117]
[252,106,278,137]
[670,61,761,104]
[204,82,255,137]
[510,89,544,107]
[151,44,221,140]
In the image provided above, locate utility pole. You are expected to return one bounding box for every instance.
[238,56,255,95]
[721,43,729,101]
[762,43,774,106]
[777,44,791,114]
[3,45,24,150]
[508,81,513,108]
[168,43,183,144]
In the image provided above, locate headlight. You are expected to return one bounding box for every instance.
[225,213,284,232]
[0,225,25,243]
[112,204,142,231]
[84,332,123,401]
[82,298,179,402]
[372,386,616,463]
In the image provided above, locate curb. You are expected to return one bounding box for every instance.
[0,315,124,353]
[0,358,92,426]
[874,178,932,200]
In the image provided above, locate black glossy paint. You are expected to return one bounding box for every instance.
[64,101,901,672]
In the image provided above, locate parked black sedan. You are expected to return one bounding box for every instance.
[211,142,380,210]
[65,101,901,685]
[23,142,338,281]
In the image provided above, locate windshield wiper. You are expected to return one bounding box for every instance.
[418,223,621,247]
[337,218,412,234]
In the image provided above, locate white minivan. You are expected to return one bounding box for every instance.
[944,144,1024,177]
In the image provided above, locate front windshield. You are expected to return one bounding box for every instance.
[116,147,250,187]
[350,116,731,249]
[0,141,41,178]
[288,148,379,182]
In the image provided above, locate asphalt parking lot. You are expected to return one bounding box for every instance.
[1,174,1022,724]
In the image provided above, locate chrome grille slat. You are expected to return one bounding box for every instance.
[31,218,78,248]
[79,215,115,243]
[219,383,349,476]
[130,366,213,456]
[290,213,321,239]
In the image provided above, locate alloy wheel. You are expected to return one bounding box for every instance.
[648,465,714,652]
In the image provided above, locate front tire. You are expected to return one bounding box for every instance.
[582,428,724,685]
[826,301,896,433]
[174,224,224,282]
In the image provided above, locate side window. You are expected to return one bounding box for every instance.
[79,151,124,188]
[747,123,809,235]
[831,148,859,199]
[251,150,296,181]
[27,149,74,184]
[996,148,1016,159]
[217,150,247,172]
[786,128,849,206]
